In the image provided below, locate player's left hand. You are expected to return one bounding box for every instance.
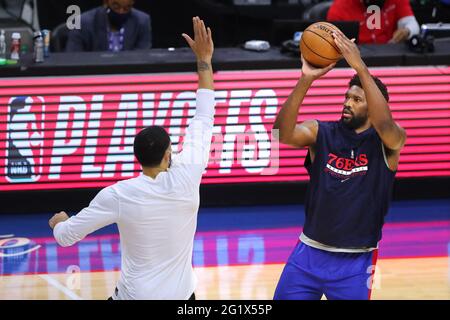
[388,28,410,44]
[301,55,336,81]
[332,29,365,72]
[182,16,214,63]
[49,211,69,229]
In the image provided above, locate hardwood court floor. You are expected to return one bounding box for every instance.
[1,201,449,300]
[1,257,448,300]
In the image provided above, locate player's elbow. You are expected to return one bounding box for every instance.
[272,124,290,145]
[53,225,76,247]
[378,122,407,151]
[54,234,73,247]
[389,131,407,151]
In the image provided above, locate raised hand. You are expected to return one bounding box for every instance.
[332,29,365,72]
[301,55,335,81]
[182,16,214,63]
[49,211,69,229]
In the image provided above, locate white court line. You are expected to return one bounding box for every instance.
[38,274,83,300]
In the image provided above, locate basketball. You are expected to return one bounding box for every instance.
[300,21,342,68]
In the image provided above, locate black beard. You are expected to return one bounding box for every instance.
[341,114,368,130]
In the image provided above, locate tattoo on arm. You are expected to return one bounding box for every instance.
[197,61,210,71]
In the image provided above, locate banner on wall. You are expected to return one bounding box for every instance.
[0,67,449,191]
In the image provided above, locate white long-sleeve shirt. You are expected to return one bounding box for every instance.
[53,89,215,300]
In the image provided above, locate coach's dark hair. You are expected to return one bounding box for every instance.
[348,74,389,102]
[134,126,171,167]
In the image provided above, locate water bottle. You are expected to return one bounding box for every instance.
[33,31,44,63]
[10,32,21,61]
[0,30,6,60]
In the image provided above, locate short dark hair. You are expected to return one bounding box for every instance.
[134,126,171,167]
[348,74,389,102]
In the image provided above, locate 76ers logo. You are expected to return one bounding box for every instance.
[325,152,369,179]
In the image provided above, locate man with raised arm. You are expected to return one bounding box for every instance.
[49,17,215,300]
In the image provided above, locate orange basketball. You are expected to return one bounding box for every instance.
[300,22,342,68]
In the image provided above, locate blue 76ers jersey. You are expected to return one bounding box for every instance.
[303,120,396,248]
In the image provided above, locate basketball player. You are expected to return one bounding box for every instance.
[48,16,215,300]
[272,29,406,300]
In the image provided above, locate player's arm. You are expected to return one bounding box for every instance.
[273,56,334,148]
[173,17,215,186]
[332,30,406,151]
[182,16,214,90]
[49,187,119,247]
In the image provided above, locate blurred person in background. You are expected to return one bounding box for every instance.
[327,0,420,44]
[66,0,152,52]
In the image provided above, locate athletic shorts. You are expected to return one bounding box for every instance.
[273,241,378,300]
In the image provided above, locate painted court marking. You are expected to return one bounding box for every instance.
[38,274,83,300]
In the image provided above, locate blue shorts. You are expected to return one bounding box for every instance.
[273,241,378,300]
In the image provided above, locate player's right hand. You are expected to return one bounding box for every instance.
[301,55,335,81]
[49,211,69,229]
[182,16,214,63]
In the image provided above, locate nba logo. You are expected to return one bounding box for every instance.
[6,96,46,183]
